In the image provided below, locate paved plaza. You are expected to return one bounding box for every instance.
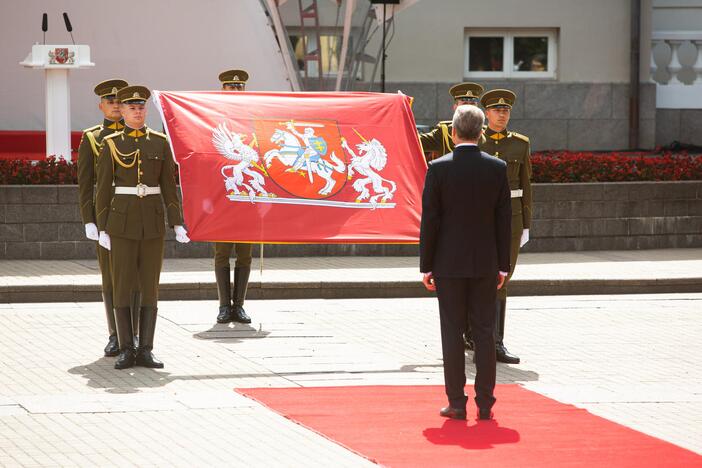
[0,291,700,466]
[1,249,702,303]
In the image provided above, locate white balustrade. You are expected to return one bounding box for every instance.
[651,31,702,109]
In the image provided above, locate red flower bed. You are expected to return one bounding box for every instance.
[531,151,702,183]
[0,152,700,184]
[0,157,77,185]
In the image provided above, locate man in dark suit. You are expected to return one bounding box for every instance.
[420,104,512,421]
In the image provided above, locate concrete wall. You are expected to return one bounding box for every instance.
[653,0,702,30]
[387,81,656,151]
[0,0,292,132]
[2,181,700,260]
[527,181,702,251]
[656,108,702,146]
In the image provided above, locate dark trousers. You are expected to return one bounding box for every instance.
[110,236,164,307]
[213,242,253,268]
[435,275,497,411]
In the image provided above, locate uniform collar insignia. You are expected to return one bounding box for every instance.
[105,119,125,130]
[126,126,146,138]
[487,128,507,140]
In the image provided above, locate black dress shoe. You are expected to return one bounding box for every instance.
[114,348,136,369]
[104,335,119,357]
[496,343,520,364]
[216,305,233,324]
[232,305,251,324]
[439,406,467,420]
[477,408,493,420]
[134,350,164,369]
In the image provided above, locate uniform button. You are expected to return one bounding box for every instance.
[139,171,144,176]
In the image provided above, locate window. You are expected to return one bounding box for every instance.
[464,29,557,79]
[288,31,352,78]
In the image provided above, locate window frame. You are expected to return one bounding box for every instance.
[287,27,357,79]
[464,29,558,79]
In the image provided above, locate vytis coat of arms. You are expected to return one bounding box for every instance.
[211,119,397,209]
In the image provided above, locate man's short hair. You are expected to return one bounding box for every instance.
[452,105,485,141]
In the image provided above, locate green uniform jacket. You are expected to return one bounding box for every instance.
[95,126,183,240]
[419,121,454,160]
[479,128,532,234]
[77,119,124,224]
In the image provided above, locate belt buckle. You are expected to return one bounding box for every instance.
[136,183,147,198]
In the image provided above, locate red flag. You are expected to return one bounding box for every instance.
[154,91,426,243]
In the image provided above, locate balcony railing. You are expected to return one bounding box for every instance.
[651,31,702,109]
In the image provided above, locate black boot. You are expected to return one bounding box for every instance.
[232,266,252,324]
[135,306,164,368]
[215,267,234,323]
[130,290,141,348]
[114,307,136,369]
[495,299,520,364]
[103,291,119,357]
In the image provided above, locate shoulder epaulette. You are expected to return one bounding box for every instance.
[147,129,168,140]
[438,120,452,125]
[103,131,122,141]
[83,124,102,134]
[509,131,530,143]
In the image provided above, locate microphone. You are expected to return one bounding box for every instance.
[42,13,47,44]
[63,12,75,45]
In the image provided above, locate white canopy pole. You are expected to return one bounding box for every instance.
[335,0,355,91]
[265,0,302,91]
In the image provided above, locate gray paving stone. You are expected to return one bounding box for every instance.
[57,223,84,242]
[656,109,681,146]
[0,224,23,242]
[567,119,629,151]
[39,241,76,260]
[22,186,57,204]
[0,186,22,204]
[680,109,702,146]
[57,186,79,205]
[524,83,571,119]
[24,223,58,242]
[4,241,40,260]
[509,119,567,151]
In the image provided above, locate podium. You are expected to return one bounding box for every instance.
[20,44,94,161]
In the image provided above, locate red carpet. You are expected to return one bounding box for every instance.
[238,385,702,467]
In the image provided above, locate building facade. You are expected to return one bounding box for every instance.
[2,0,702,151]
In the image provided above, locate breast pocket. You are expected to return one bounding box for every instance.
[506,156,522,187]
[143,152,163,184]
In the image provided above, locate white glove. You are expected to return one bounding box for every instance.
[520,229,530,248]
[174,225,190,243]
[98,231,111,251]
[85,223,99,241]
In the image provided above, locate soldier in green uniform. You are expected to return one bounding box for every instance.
[477,89,532,364]
[418,82,484,160]
[95,85,190,369]
[213,69,253,325]
[77,79,140,357]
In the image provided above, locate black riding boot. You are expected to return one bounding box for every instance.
[232,266,251,323]
[495,299,520,364]
[103,291,119,357]
[215,267,233,323]
[114,307,136,369]
[135,306,163,368]
[131,290,141,348]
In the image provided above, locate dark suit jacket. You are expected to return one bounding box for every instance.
[419,144,511,277]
